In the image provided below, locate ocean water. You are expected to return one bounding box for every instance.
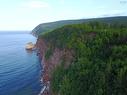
[0,32,41,95]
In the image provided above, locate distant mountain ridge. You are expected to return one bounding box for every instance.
[32,16,127,36]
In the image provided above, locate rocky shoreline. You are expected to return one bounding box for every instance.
[36,38,74,95]
[36,38,51,95]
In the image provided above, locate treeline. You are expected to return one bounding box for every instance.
[40,22,127,95]
[32,16,127,36]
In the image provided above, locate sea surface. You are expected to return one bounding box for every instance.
[0,32,41,95]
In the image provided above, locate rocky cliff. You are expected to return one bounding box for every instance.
[36,38,74,95]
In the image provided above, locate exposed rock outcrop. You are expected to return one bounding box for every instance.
[25,42,35,50]
[36,38,74,95]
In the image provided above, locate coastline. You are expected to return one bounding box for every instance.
[38,59,50,95]
[36,39,50,95]
[36,38,74,95]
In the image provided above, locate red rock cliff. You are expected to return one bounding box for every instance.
[36,38,74,95]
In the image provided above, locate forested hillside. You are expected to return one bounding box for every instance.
[39,21,127,95]
[33,16,127,36]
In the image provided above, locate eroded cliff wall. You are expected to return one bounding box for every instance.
[36,38,74,95]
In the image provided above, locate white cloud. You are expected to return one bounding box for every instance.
[22,0,50,9]
[100,10,125,17]
[120,0,127,4]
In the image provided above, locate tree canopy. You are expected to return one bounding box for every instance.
[40,22,127,95]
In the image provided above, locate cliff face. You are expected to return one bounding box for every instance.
[36,38,74,95]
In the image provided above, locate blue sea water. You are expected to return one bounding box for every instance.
[0,32,41,95]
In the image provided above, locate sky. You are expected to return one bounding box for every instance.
[0,0,127,31]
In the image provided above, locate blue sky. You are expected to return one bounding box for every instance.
[0,0,127,31]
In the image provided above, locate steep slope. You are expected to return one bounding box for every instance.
[36,22,127,95]
[32,16,127,36]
